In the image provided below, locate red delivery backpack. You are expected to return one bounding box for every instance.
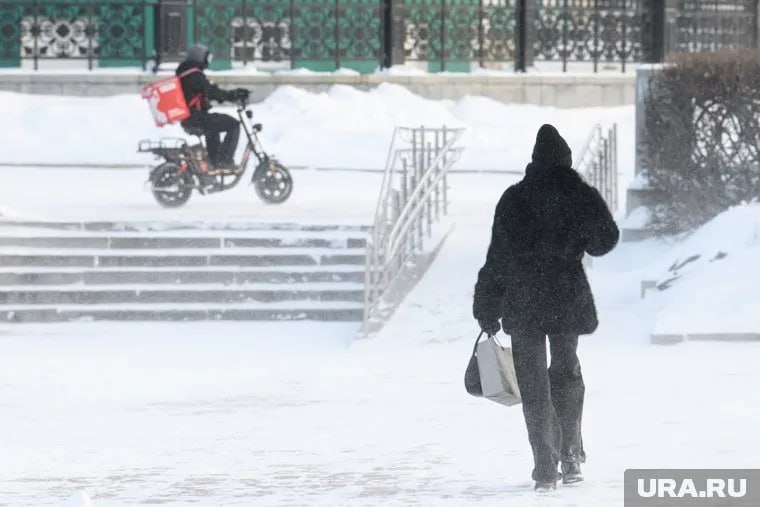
[142,68,200,127]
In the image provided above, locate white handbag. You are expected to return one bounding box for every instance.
[464,331,522,407]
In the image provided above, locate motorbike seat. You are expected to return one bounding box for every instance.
[182,125,205,137]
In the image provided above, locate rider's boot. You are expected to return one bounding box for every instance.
[214,158,238,174]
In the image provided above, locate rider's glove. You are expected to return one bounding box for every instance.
[232,88,250,101]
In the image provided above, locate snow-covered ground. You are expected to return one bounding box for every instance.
[2,171,759,506]
[0,85,633,174]
[0,84,633,221]
[1,87,759,506]
[0,167,381,224]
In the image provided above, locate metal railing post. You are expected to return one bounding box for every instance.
[433,130,440,221]
[426,140,433,237]
[442,127,448,214]
[612,123,618,211]
[363,126,464,331]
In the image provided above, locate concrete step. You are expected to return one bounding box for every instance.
[0,307,363,323]
[0,236,366,249]
[0,287,364,304]
[0,269,365,286]
[0,220,371,233]
[0,220,371,323]
[0,252,366,268]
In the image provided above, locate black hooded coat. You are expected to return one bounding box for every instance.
[175,60,235,114]
[473,124,619,335]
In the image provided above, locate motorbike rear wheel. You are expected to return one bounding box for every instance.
[253,159,293,204]
[151,163,194,208]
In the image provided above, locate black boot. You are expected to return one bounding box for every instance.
[561,461,583,485]
[534,480,557,492]
[533,468,560,492]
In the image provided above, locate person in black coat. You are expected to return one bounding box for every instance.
[176,44,250,170]
[473,124,619,491]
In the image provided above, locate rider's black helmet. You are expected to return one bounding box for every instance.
[186,43,212,68]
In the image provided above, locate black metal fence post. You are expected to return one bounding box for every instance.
[643,0,665,63]
[382,0,391,68]
[192,0,198,44]
[383,0,405,68]
[593,0,599,73]
[621,0,627,73]
[515,0,527,72]
[142,0,147,70]
[440,0,446,71]
[33,0,39,70]
[562,0,568,72]
[242,0,248,67]
[289,0,295,69]
[87,1,94,71]
[753,0,759,48]
[335,0,340,69]
[477,0,484,68]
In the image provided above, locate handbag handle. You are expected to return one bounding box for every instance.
[471,331,485,356]
[472,330,506,356]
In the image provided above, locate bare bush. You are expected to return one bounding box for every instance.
[641,51,760,234]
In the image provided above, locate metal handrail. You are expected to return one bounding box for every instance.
[363,126,465,331]
[574,123,618,212]
[385,144,464,257]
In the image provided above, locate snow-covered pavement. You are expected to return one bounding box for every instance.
[2,84,758,505]
[0,86,633,172]
[2,249,760,507]
[3,170,760,506]
[0,167,382,224]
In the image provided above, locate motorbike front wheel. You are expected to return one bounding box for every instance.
[150,163,194,208]
[252,159,293,204]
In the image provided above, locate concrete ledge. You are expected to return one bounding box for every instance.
[0,71,636,107]
[0,219,371,232]
[1,307,364,323]
[640,279,657,298]
[651,333,760,344]
[622,228,656,242]
[651,334,686,345]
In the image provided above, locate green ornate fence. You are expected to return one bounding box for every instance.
[0,0,154,69]
[191,0,384,72]
[1,0,758,72]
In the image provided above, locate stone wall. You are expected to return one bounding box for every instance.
[0,72,635,108]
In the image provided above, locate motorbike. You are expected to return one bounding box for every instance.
[138,98,293,207]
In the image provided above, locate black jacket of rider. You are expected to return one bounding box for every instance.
[176,60,235,115]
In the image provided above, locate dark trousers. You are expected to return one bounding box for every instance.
[511,330,586,482]
[184,112,240,166]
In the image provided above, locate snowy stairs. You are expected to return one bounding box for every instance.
[0,221,369,323]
